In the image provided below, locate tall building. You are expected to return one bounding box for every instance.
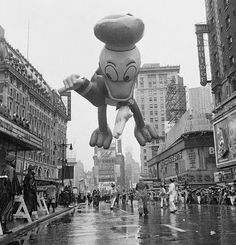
[0,25,70,185]
[135,63,185,176]
[188,86,213,114]
[125,151,140,188]
[93,139,125,190]
[195,1,236,184]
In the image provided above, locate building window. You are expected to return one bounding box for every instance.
[229,55,235,66]
[228,35,233,47]
[214,52,218,63]
[140,78,144,88]
[231,78,236,93]
[226,15,231,29]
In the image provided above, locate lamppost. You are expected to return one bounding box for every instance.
[54,142,73,186]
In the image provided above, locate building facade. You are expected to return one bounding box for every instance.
[135,63,186,176]
[0,26,70,185]
[148,110,216,187]
[196,0,236,184]
[187,86,213,114]
[125,151,140,188]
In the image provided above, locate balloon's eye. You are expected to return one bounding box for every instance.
[105,66,118,81]
[123,66,137,82]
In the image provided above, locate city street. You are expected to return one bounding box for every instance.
[4,202,236,245]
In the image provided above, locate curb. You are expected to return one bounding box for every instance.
[0,206,76,244]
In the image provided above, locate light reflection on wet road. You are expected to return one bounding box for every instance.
[5,202,236,245]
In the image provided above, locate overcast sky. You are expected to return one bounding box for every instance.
[0,0,206,171]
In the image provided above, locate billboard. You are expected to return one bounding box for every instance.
[214,110,236,167]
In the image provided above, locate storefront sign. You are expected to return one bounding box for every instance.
[179,171,214,184]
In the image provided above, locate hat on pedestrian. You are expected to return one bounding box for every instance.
[5,154,15,162]
[28,164,36,171]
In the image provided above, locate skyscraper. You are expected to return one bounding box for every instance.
[135,63,185,175]
[188,86,213,114]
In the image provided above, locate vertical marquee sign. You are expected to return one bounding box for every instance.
[195,24,209,86]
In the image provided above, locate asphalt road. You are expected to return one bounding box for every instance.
[5,201,236,245]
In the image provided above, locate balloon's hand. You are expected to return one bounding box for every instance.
[113,106,133,139]
[89,127,113,149]
[134,122,159,146]
[58,74,87,95]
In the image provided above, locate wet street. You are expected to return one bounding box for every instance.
[5,202,236,245]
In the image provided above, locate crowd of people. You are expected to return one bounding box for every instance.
[0,104,31,132]
[1,150,235,236]
[0,148,74,235]
[79,178,236,218]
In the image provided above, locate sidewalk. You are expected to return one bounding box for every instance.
[0,205,76,244]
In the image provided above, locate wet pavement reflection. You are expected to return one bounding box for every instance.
[4,202,236,245]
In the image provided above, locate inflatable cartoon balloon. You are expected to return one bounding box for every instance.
[59,14,158,149]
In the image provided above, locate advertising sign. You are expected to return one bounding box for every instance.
[195,24,209,86]
[214,110,236,167]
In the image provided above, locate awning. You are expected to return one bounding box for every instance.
[0,116,42,151]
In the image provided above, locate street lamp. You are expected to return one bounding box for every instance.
[54,142,73,186]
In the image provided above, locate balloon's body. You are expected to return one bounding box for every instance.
[60,14,158,149]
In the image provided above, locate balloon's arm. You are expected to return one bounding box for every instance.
[57,75,88,95]
[58,86,70,95]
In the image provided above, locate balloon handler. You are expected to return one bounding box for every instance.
[59,14,158,149]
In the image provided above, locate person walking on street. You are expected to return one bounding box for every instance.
[136,177,149,216]
[128,189,134,206]
[23,165,37,218]
[167,179,177,213]
[159,184,167,208]
[0,151,21,234]
[46,182,57,213]
[110,183,118,210]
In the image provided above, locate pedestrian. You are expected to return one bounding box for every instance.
[0,151,21,234]
[110,183,118,210]
[159,184,167,208]
[23,165,37,218]
[121,189,127,205]
[115,185,120,206]
[87,191,92,206]
[136,177,149,216]
[196,190,201,204]
[92,188,100,208]
[128,189,134,206]
[46,182,57,213]
[229,185,236,206]
[167,179,177,213]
